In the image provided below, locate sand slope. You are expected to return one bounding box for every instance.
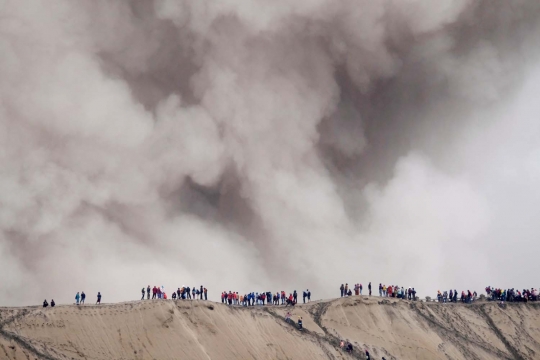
[1,297,539,359]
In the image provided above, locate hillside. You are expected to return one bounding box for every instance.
[1,296,539,360]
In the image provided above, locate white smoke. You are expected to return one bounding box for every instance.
[0,0,539,305]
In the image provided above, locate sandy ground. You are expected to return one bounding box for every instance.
[0,296,539,359]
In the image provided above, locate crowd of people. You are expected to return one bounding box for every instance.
[141,285,208,300]
[220,289,311,306]
[377,284,417,300]
[436,290,477,303]
[41,281,539,312]
[485,286,539,303]
[339,283,417,300]
[432,286,540,304]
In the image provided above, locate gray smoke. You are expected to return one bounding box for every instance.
[1,0,540,305]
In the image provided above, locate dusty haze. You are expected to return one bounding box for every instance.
[1,0,540,306]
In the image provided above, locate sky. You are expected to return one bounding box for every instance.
[1,0,539,306]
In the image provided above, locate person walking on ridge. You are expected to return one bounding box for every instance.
[81,291,86,305]
[147,285,150,300]
[75,292,80,305]
[96,292,102,305]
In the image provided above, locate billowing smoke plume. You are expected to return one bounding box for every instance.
[1,0,540,305]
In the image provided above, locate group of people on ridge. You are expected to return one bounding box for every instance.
[436,289,477,303]
[42,299,55,308]
[485,286,538,303]
[341,283,369,297]
[142,285,208,300]
[378,284,416,300]
[221,290,310,306]
[75,291,101,305]
[43,291,101,308]
[340,283,417,300]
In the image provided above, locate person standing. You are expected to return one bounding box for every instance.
[147,285,151,300]
[204,287,207,300]
[192,287,196,300]
[200,286,204,300]
[307,290,311,302]
[96,292,102,305]
[81,291,86,305]
[368,282,372,296]
[75,292,80,305]
[360,284,363,296]
[340,284,345,297]
[345,284,349,296]
[293,290,297,304]
[141,287,145,300]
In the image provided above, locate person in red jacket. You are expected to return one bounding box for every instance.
[152,286,157,299]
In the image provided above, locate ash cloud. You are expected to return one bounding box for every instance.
[1,0,540,305]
